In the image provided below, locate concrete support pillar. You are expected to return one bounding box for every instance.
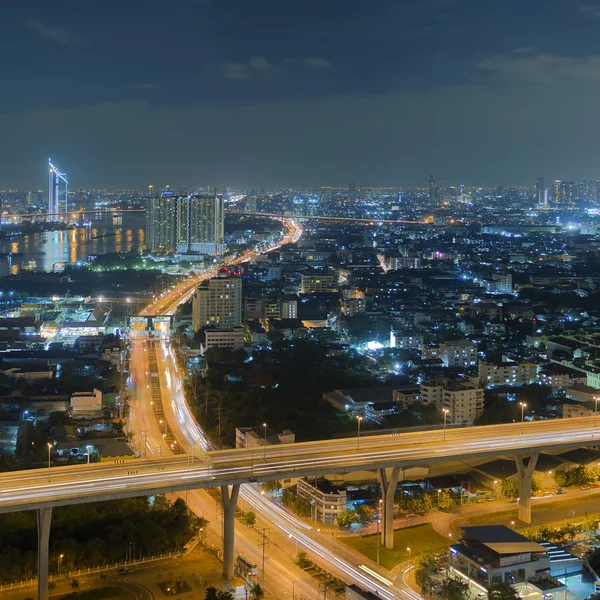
[515,453,539,524]
[378,467,401,549]
[221,484,240,580]
[37,507,52,600]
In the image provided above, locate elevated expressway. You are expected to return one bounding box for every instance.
[1,417,599,599]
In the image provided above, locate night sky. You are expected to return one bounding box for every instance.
[3,0,600,188]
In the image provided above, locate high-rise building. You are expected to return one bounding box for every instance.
[429,175,436,205]
[535,177,545,205]
[192,271,242,332]
[348,182,356,202]
[146,188,177,252]
[553,180,577,206]
[176,193,224,255]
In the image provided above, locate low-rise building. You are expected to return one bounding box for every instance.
[421,377,484,425]
[390,330,424,350]
[201,327,245,354]
[70,389,103,415]
[450,525,567,597]
[300,272,339,294]
[439,339,478,368]
[296,477,347,525]
[479,359,537,387]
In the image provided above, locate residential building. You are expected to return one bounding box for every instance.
[340,297,366,317]
[192,272,242,331]
[538,366,587,389]
[146,189,177,252]
[390,330,423,350]
[439,339,478,368]
[479,359,537,387]
[296,477,347,525]
[300,271,339,294]
[176,193,224,255]
[421,377,484,425]
[201,327,245,354]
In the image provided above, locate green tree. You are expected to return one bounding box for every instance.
[415,554,438,595]
[336,510,359,528]
[439,576,469,600]
[241,512,256,527]
[205,587,234,600]
[501,479,519,498]
[294,551,310,567]
[488,581,521,600]
[438,491,456,510]
[561,522,580,543]
[531,476,541,494]
[355,505,376,525]
[70,579,79,591]
[251,583,265,600]
[260,480,281,494]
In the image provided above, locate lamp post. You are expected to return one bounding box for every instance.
[263,423,268,460]
[47,443,52,482]
[356,415,363,450]
[493,480,497,495]
[376,518,381,565]
[519,402,527,434]
[437,489,442,505]
[58,553,64,574]
[407,547,412,560]
[442,409,449,442]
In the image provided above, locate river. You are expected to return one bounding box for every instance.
[0,213,146,274]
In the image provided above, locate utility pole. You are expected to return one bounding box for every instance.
[216,403,223,438]
[257,527,270,583]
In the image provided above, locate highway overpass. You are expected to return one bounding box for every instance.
[3,416,599,597]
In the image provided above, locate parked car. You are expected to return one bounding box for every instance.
[556,488,566,494]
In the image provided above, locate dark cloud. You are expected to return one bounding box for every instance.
[26,20,80,44]
[1,0,600,187]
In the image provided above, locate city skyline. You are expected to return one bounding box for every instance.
[4,0,600,187]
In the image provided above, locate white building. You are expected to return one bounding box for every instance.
[439,339,478,368]
[201,327,245,354]
[479,359,537,387]
[390,330,424,350]
[421,377,484,425]
[296,478,347,525]
[70,389,103,415]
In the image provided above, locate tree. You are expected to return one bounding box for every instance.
[355,505,376,525]
[438,576,469,600]
[531,476,541,495]
[488,581,521,600]
[205,587,234,600]
[294,551,310,567]
[241,511,256,527]
[336,510,359,528]
[70,579,80,591]
[561,522,580,543]
[251,584,265,600]
[501,479,519,498]
[415,554,438,595]
[261,480,281,494]
[438,491,456,510]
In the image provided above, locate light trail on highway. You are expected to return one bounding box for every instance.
[134,216,417,598]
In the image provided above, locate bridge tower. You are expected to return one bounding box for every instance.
[48,160,68,221]
[515,453,539,524]
[37,507,52,600]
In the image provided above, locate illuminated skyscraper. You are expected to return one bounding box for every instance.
[48,160,68,220]
[146,188,177,252]
[176,192,224,255]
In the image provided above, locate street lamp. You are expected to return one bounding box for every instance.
[437,489,442,505]
[263,423,268,460]
[356,415,363,450]
[58,553,64,574]
[407,547,412,559]
[442,409,449,442]
[47,443,53,482]
[493,480,497,495]
[519,402,527,434]
[511,521,515,529]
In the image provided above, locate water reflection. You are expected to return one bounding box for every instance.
[0,213,145,272]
